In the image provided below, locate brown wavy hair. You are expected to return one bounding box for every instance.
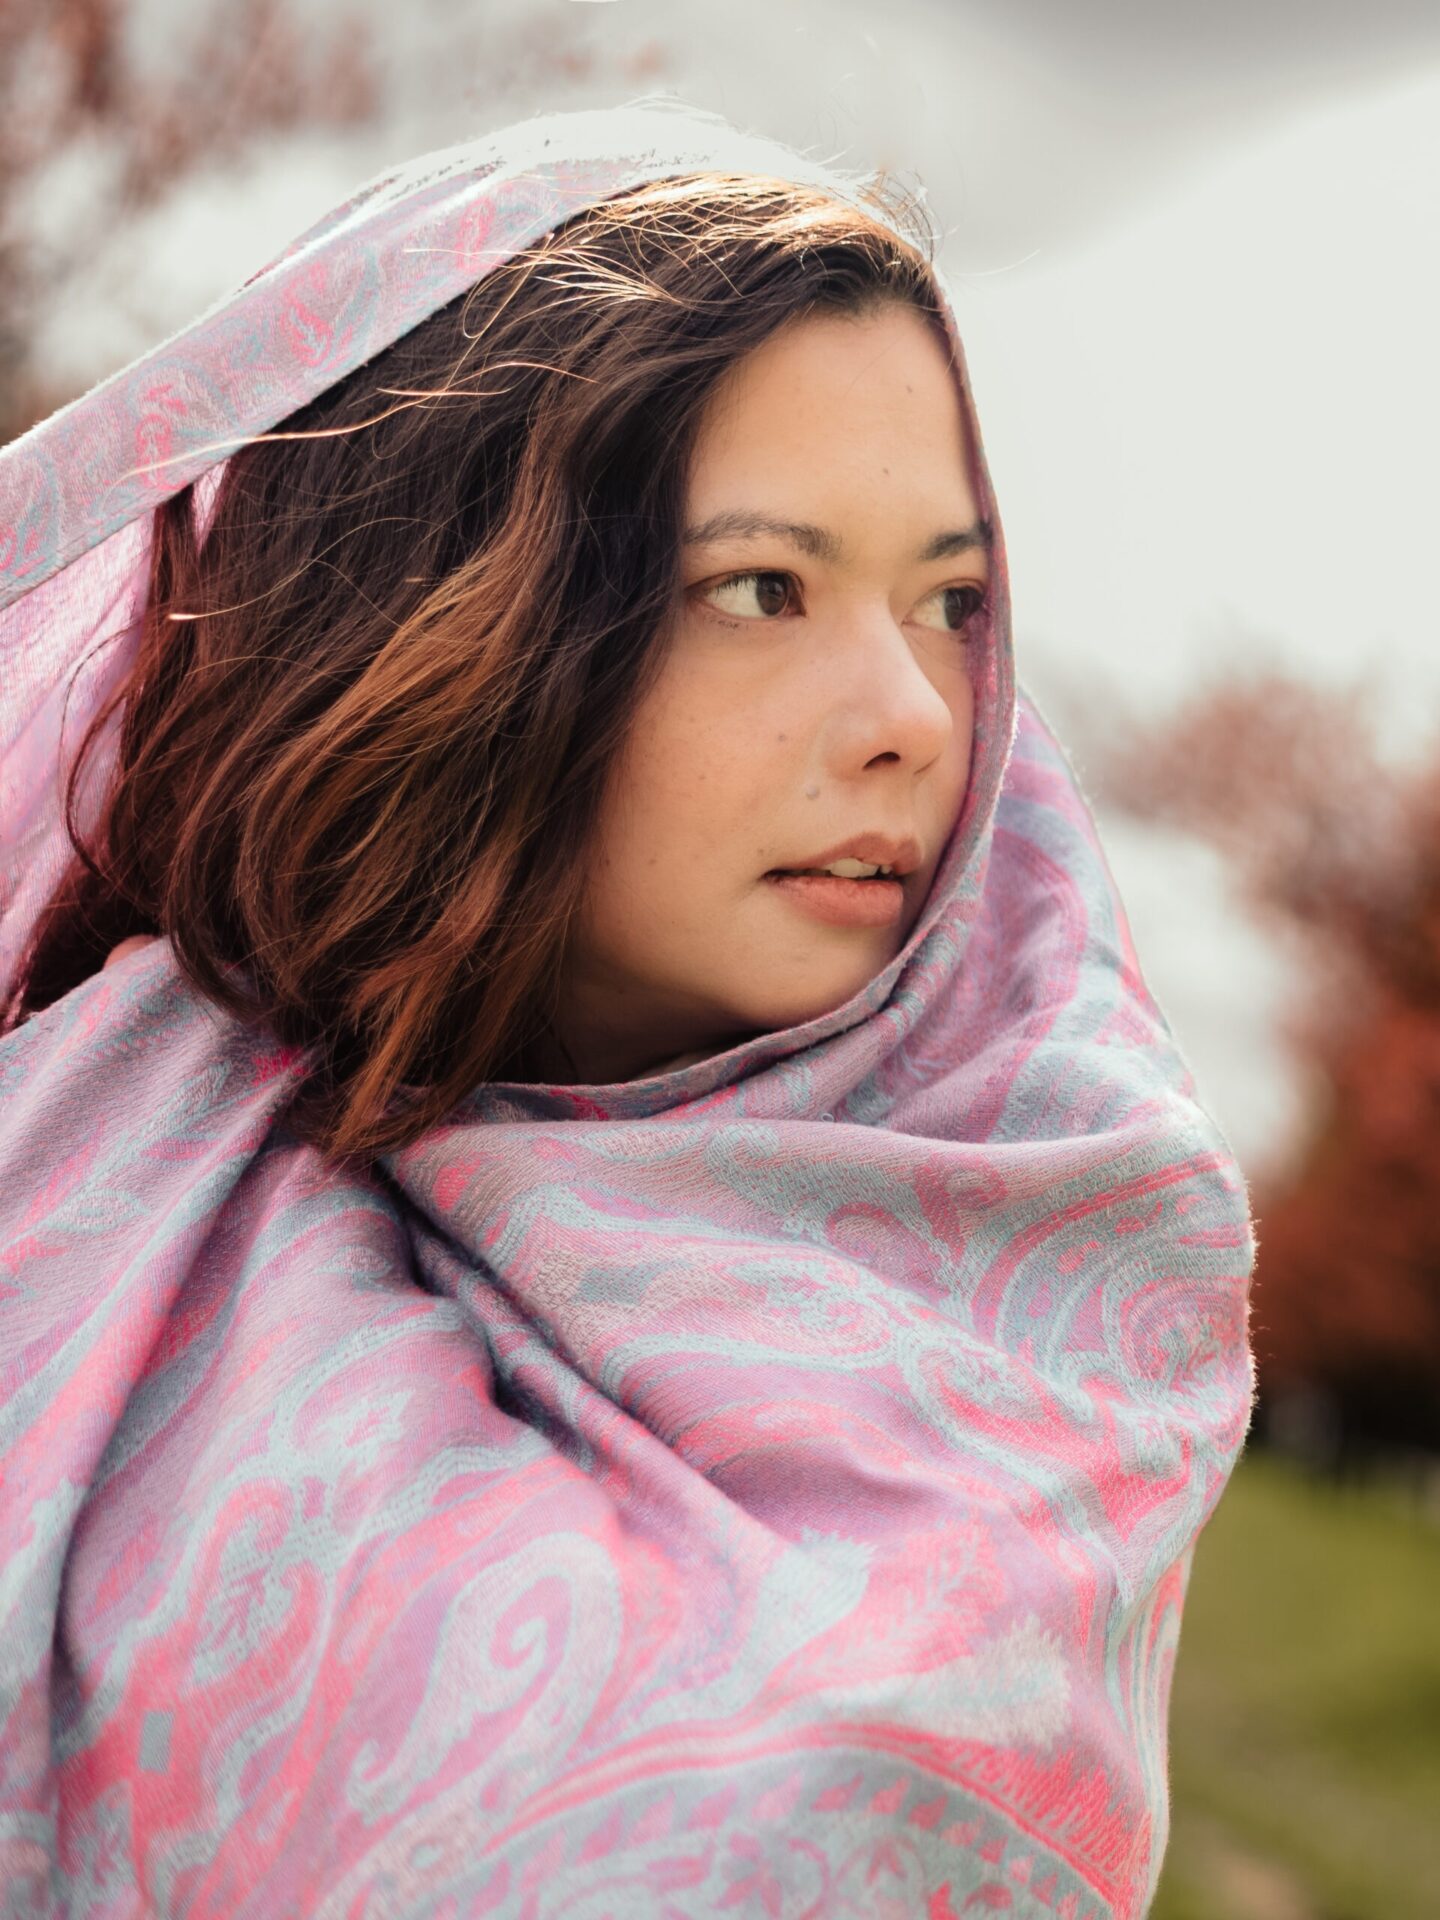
[7,168,948,1162]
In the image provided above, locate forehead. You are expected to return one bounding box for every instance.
[684,305,984,541]
[695,302,970,449]
[712,298,960,400]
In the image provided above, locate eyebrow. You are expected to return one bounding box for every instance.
[680,510,994,565]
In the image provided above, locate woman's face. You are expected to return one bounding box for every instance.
[555,297,991,1084]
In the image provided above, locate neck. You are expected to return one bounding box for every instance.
[510,1019,728,1087]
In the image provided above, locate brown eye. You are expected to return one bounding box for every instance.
[918,583,989,634]
[703,571,796,621]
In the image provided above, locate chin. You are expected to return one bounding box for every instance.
[734,957,891,1036]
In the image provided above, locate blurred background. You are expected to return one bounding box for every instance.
[3,1,1437,1911]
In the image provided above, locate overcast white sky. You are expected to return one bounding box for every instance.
[20,0,1440,1185]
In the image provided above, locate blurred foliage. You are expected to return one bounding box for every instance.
[0,0,380,439]
[1152,1448,1440,1920]
[1083,669,1440,1457]
[0,0,671,444]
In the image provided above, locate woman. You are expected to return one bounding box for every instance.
[0,101,1255,1918]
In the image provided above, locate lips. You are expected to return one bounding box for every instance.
[765,869,907,929]
[765,830,923,879]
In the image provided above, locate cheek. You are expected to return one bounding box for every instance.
[576,732,720,942]
[607,685,763,866]
[945,667,978,782]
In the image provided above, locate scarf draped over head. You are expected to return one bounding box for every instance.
[0,100,1255,1920]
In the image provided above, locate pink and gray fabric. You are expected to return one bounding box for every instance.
[0,101,1255,1919]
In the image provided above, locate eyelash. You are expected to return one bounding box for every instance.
[697,569,991,635]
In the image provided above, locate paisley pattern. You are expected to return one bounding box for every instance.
[0,102,1255,1919]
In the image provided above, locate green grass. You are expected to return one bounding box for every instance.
[1150,1448,1440,1920]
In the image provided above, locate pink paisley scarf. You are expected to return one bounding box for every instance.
[0,100,1255,1919]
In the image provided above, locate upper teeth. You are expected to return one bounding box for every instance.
[822,859,892,878]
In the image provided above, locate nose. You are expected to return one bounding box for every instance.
[825,602,962,774]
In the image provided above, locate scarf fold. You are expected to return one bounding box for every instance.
[0,99,1254,1920]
